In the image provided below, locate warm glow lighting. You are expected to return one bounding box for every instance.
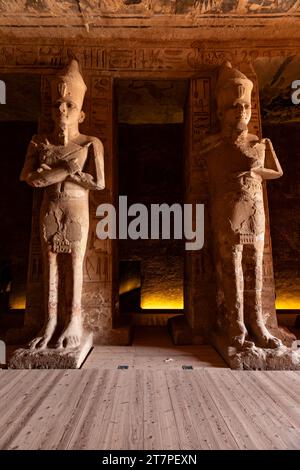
[275,280,300,309]
[276,298,300,310]
[141,296,183,310]
[9,296,26,310]
[119,278,141,295]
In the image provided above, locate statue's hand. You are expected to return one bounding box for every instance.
[235,169,263,182]
[37,163,52,173]
[79,173,94,184]
[69,172,95,188]
[249,167,264,180]
[64,158,81,175]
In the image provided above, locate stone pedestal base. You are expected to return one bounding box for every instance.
[211,332,300,370]
[168,315,206,345]
[8,332,93,369]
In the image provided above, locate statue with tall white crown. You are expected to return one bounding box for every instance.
[200,62,300,369]
[10,60,105,368]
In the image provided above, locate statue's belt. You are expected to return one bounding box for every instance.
[44,188,88,200]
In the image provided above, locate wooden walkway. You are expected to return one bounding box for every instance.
[0,368,300,450]
[2,328,300,450]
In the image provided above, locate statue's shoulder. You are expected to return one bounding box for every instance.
[247,133,260,144]
[248,134,273,146]
[80,135,104,154]
[25,134,48,158]
[260,137,273,146]
[252,136,275,152]
[199,132,223,157]
[30,134,49,145]
[259,137,277,157]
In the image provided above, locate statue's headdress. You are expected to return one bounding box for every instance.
[51,60,87,110]
[216,61,253,110]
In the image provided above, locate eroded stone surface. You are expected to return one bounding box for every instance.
[0,1,298,16]
[212,332,300,370]
[196,62,300,369]
[10,60,105,365]
[201,62,284,351]
[9,332,93,369]
[0,1,300,41]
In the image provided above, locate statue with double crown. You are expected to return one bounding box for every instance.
[13,60,105,365]
[201,62,284,355]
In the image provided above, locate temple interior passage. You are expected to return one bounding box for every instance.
[0,0,300,451]
[1,76,299,339]
[117,79,186,315]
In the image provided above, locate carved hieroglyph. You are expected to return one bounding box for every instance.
[201,62,283,349]
[19,60,105,352]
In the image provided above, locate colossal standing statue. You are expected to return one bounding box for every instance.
[201,62,283,350]
[20,60,105,351]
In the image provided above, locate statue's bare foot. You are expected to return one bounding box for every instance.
[242,340,255,349]
[251,322,282,349]
[28,316,57,350]
[55,316,83,349]
[229,321,247,348]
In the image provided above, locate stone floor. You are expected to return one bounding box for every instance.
[82,326,226,370]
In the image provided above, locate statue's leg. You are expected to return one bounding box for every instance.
[55,249,84,349]
[55,197,89,349]
[246,241,281,349]
[29,250,58,350]
[220,243,247,347]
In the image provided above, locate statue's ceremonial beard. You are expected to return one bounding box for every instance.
[225,120,248,138]
[236,121,248,132]
[227,120,248,136]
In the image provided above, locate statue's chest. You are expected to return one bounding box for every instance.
[230,142,265,171]
[38,142,88,170]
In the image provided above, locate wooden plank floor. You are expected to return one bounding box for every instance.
[1,327,300,450]
[0,369,300,450]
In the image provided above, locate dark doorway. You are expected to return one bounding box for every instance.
[116,79,188,316]
[0,73,40,328]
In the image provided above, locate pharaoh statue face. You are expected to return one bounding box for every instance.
[216,61,253,134]
[50,60,87,130]
[219,96,252,132]
[51,96,84,129]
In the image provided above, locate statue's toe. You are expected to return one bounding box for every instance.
[39,338,49,350]
[28,338,41,350]
[65,337,74,348]
[55,338,64,349]
[267,336,282,349]
[73,336,81,348]
[231,335,245,349]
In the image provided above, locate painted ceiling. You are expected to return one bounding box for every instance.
[0,0,299,16]
[0,0,299,39]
